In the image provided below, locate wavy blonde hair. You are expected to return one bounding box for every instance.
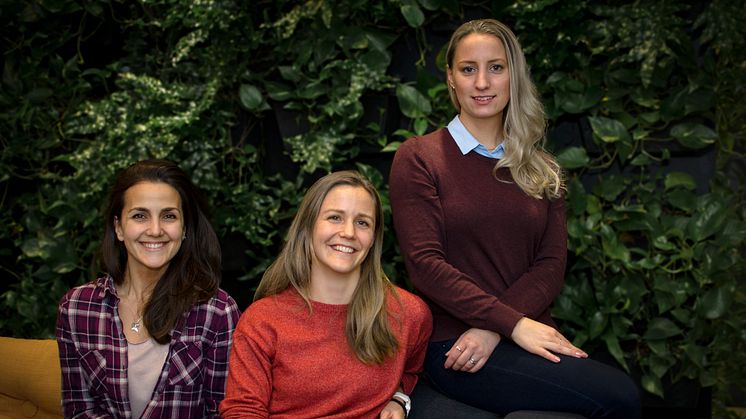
[446,19,564,199]
[254,170,398,364]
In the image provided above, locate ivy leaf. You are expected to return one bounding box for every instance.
[588,311,607,339]
[641,374,665,398]
[588,116,631,143]
[414,118,428,136]
[689,198,727,242]
[666,188,696,212]
[400,5,425,28]
[698,287,731,319]
[239,84,263,111]
[664,172,696,191]
[593,175,626,202]
[603,332,629,372]
[278,66,301,82]
[643,317,682,340]
[381,141,401,152]
[557,147,590,169]
[396,84,431,118]
[670,123,717,149]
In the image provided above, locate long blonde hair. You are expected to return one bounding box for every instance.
[254,170,398,364]
[446,19,564,199]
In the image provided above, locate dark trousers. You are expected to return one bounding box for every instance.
[425,339,641,419]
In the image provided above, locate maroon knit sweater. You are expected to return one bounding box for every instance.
[389,128,567,341]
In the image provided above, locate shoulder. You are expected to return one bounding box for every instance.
[59,276,110,310]
[244,289,298,319]
[189,288,242,330]
[396,128,451,157]
[388,286,430,322]
[205,288,240,315]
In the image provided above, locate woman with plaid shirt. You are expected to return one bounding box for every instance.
[56,159,240,418]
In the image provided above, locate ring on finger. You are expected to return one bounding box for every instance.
[456,345,463,352]
[469,358,477,365]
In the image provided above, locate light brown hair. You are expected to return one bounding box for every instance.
[255,170,398,364]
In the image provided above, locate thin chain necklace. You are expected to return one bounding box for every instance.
[121,294,143,333]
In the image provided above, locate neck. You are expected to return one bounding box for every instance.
[120,267,160,304]
[459,113,504,150]
[309,269,359,305]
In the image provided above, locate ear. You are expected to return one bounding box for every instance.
[114,216,124,241]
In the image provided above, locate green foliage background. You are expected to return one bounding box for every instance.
[1,0,744,414]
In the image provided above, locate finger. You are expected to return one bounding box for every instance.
[555,341,587,358]
[468,356,487,373]
[444,341,465,368]
[531,346,561,363]
[450,350,474,371]
[456,353,480,371]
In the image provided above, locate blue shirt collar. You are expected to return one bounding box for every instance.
[446,115,504,159]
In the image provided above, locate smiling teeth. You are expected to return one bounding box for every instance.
[332,245,354,253]
[143,242,165,249]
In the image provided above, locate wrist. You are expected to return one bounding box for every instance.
[392,391,411,417]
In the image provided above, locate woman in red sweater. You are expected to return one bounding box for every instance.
[221,171,432,419]
[389,19,640,418]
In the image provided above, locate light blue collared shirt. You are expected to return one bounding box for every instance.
[446,115,504,159]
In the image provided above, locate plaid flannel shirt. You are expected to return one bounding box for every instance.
[56,275,240,418]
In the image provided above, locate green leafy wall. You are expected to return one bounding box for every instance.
[1,0,744,412]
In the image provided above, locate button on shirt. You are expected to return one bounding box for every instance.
[447,115,505,159]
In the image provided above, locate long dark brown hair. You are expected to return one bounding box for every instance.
[101,159,220,344]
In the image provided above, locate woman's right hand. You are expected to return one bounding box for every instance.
[510,317,587,362]
[444,328,501,373]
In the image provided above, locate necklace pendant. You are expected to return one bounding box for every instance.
[131,318,141,333]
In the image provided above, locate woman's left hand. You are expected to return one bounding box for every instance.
[444,327,501,373]
[379,400,406,419]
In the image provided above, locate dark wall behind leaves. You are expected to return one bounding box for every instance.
[1,0,744,413]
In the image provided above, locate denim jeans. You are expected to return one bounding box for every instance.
[425,339,641,419]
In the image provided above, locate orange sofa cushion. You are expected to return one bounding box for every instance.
[0,337,63,419]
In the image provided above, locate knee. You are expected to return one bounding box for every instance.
[603,373,641,419]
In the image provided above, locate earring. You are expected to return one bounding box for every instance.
[450,84,455,90]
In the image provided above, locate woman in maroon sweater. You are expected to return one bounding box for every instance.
[389,19,640,418]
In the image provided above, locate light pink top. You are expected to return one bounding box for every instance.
[127,338,169,418]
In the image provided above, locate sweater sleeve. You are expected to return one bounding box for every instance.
[400,292,433,394]
[219,303,275,419]
[389,138,524,338]
[499,193,567,318]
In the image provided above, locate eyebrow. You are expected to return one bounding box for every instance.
[127,207,181,213]
[321,208,374,220]
[457,58,507,64]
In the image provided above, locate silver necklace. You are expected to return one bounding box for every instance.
[131,317,143,333]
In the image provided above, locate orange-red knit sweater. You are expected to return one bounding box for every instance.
[220,286,432,418]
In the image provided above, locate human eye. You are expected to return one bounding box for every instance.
[460,65,476,74]
[162,212,178,221]
[326,214,342,222]
[131,212,147,221]
[490,63,504,72]
[356,219,371,228]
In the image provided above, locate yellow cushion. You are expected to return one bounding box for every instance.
[0,337,62,419]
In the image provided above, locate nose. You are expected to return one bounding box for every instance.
[148,219,162,236]
[339,220,356,238]
[475,69,489,90]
